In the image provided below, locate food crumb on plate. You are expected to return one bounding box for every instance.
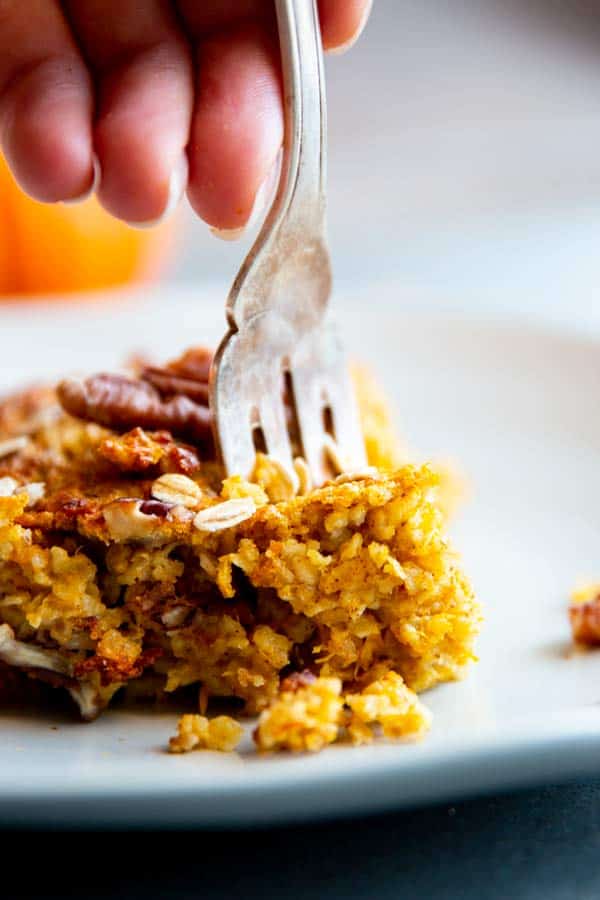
[169,714,244,753]
[569,582,600,646]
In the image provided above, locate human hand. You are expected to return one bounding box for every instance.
[0,1,372,233]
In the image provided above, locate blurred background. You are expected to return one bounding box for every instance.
[3,0,600,327]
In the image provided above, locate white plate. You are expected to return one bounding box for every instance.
[2,289,600,828]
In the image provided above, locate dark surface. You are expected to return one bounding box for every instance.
[4,780,600,899]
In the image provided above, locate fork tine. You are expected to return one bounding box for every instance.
[290,328,331,484]
[211,3,366,489]
[323,357,367,474]
[290,367,329,484]
[258,369,298,487]
[326,372,367,471]
[291,324,366,484]
[211,335,257,481]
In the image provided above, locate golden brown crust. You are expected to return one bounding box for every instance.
[98,428,201,475]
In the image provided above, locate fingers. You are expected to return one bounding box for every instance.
[318,0,373,53]
[185,23,283,233]
[0,0,372,228]
[64,0,193,224]
[179,1,373,233]
[0,0,94,202]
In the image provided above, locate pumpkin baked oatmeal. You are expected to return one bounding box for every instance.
[0,347,480,751]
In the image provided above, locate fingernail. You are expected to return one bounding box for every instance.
[209,226,246,241]
[326,0,373,56]
[210,149,282,242]
[129,153,188,229]
[247,148,282,229]
[63,154,101,206]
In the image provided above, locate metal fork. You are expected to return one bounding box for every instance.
[210,0,366,486]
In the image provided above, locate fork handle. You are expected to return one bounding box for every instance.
[274,0,327,235]
[225,0,328,328]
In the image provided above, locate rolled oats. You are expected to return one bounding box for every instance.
[0,476,19,497]
[151,473,203,509]
[323,434,348,476]
[293,457,312,495]
[193,497,256,533]
[252,454,297,502]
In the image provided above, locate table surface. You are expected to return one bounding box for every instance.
[4,779,600,899]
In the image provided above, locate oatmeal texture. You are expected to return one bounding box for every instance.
[252,670,430,752]
[0,347,480,753]
[255,674,344,753]
[169,714,243,753]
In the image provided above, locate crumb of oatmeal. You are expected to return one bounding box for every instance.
[252,670,431,753]
[569,582,600,645]
[254,676,344,753]
[168,714,244,753]
[345,671,431,745]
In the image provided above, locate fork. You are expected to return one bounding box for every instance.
[209,0,366,487]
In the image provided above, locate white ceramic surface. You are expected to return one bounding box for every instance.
[1,289,600,827]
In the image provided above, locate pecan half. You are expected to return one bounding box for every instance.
[165,346,213,381]
[570,595,600,645]
[58,373,212,443]
[141,346,212,403]
[142,369,209,405]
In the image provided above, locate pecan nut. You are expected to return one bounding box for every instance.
[570,595,600,645]
[58,374,212,443]
[164,346,213,381]
[142,369,209,405]
[141,346,212,403]
[103,498,164,541]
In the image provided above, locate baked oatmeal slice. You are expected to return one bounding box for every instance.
[0,346,480,740]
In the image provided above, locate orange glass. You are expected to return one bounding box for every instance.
[0,153,177,298]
